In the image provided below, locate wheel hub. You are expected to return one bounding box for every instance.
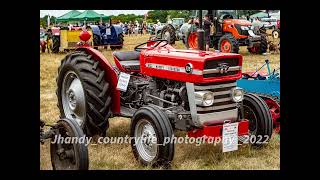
[221,40,231,52]
[134,119,158,162]
[163,32,171,42]
[62,71,86,126]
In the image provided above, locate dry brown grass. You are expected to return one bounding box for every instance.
[40,33,280,170]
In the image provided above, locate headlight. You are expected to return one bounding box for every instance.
[240,26,249,30]
[194,91,214,106]
[231,87,244,102]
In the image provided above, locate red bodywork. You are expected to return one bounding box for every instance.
[140,45,243,84]
[76,43,242,116]
[222,19,252,39]
[188,120,249,138]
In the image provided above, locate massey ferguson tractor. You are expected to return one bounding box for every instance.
[184,10,268,54]
[55,29,273,167]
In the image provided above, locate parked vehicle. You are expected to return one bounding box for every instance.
[237,59,280,133]
[56,33,273,167]
[260,17,278,29]
[183,10,268,54]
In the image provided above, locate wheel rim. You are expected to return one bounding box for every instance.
[134,119,158,163]
[264,99,280,133]
[273,31,279,39]
[221,40,232,53]
[188,32,198,49]
[162,31,171,42]
[243,105,258,135]
[61,71,86,126]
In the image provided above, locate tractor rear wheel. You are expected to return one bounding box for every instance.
[259,34,268,54]
[161,24,176,45]
[130,105,174,168]
[93,34,100,50]
[117,33,124,49]
[56,51,112,137]
[241,93,273,147]
[218,34,239,53]
[52,36,60,53]
[185,31,198,49]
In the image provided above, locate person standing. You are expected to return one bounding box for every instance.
[203,14,213,51]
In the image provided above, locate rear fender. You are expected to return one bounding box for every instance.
[76,47,121,114]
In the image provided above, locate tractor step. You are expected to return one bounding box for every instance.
[120,106,137,117]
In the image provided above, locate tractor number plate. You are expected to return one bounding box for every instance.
[116,72,131,92]
[222,122,238,153]
[106,28,111,35]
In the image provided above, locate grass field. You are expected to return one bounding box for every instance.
[40,33,280,170]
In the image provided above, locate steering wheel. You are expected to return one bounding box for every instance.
[134,39,168,52]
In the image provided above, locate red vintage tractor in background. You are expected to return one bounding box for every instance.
[184,10,268,54]
[54,28,273,168]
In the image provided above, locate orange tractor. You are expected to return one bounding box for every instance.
[184,10,267,54]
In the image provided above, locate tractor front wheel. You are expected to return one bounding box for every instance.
[218,34,239,53]
[130,105,174,168]
[241,93,273,147]
[51,36,60,53]
[56,51,112,137]
[272,29,280,39]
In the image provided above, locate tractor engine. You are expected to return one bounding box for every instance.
[121,77,188,111]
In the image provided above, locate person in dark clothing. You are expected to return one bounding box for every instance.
[203,14,213,51]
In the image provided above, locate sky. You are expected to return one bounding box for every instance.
[40,10,150,18]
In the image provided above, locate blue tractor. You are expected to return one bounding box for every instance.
[89,22,124,50]
[237,59,280,133]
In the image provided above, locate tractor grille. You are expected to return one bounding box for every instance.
[203,58,240,78]
[194,81,237,113]
[235,24,249,36]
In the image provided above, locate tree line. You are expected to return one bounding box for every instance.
[40,10,262,28]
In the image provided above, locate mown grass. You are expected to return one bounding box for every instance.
[40,32,280,170]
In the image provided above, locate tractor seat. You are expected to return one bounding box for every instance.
[113,51,141,71]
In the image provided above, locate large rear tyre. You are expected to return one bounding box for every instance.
[218,34,239,53]
[52,36,60,53]
[161,24,176,45]
[185,31,198,49]
[56,51,112,137]
[93,34,100,50]
[130,105,175,168]
[117,33,124,49]
[50,118,89,170]
[242,93,273,147]
[259,34,268,54]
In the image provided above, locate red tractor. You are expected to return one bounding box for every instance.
[185,10,268,54]
[55,31,273,167]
